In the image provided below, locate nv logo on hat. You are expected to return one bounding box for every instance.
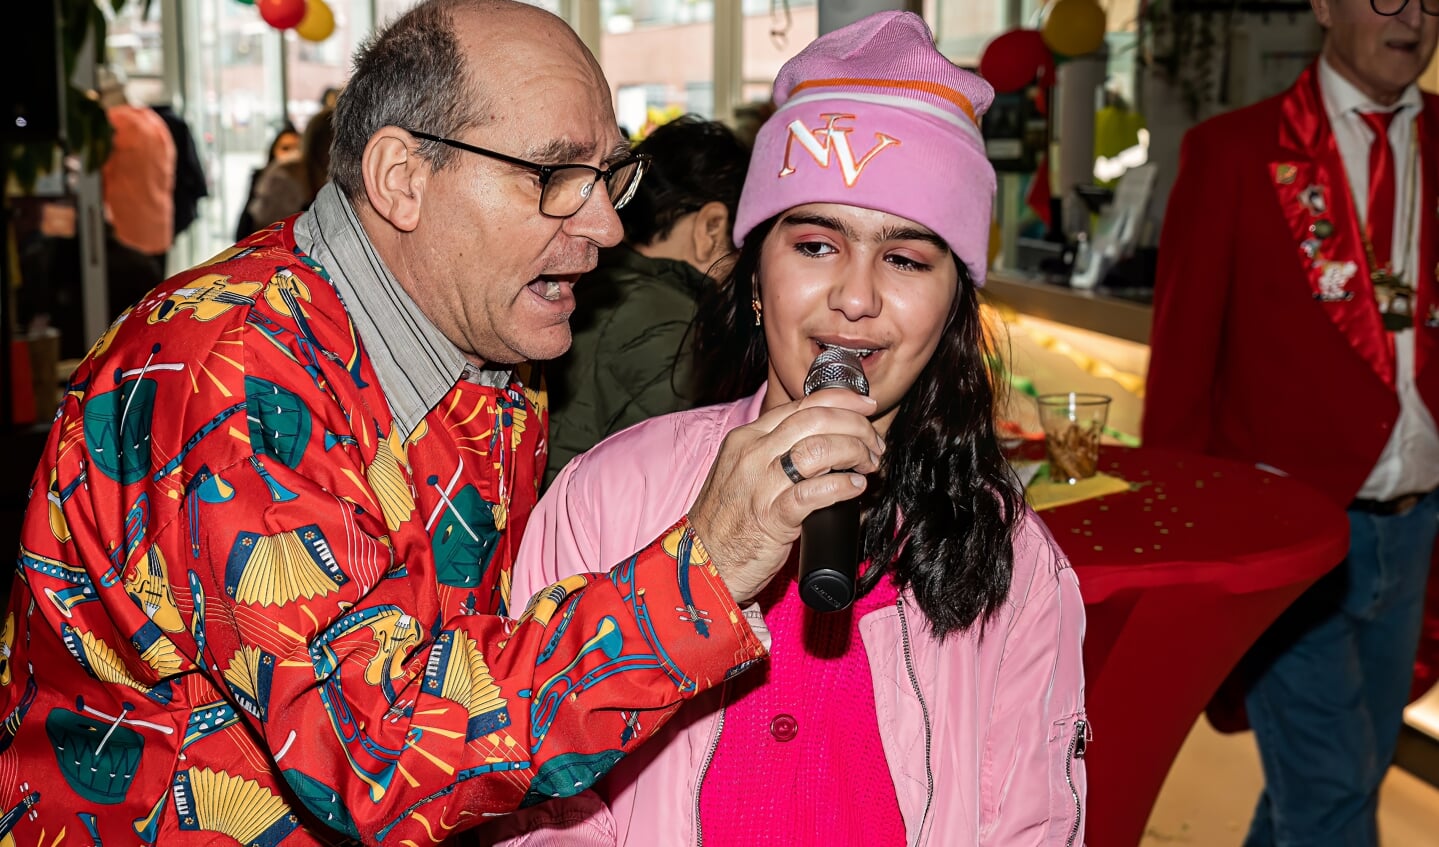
[778,113,901,188]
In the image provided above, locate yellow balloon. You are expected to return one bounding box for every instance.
[1041,0,1106,58]
[296,0,336,43]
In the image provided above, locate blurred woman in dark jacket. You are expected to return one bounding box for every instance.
[235,123,299,240]
[244,107,334,233]
[544,115,750,486]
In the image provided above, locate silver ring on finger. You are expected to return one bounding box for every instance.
[779,450,806,485]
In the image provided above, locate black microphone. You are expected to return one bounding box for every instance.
[798,347,870,612]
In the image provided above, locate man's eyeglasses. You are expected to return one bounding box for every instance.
[409,130,650,218]
[1371,0,1439,15]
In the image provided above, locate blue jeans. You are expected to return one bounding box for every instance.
[1243,490,1439,847]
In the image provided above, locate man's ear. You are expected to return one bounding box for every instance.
[362,127,428,232]
[1310,0,1333,29]
[690,201,732,266]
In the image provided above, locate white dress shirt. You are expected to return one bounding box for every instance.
[1318,57,1439,501]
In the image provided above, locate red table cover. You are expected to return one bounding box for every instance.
[1027,445,1349,847]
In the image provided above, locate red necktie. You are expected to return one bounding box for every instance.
[1360,110,1397,275]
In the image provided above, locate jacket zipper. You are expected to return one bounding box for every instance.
[693,688,727,846]
[1064,718,1089,847]
[897,597,934,845]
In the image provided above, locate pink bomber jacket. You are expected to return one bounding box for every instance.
[488,389,1089,846]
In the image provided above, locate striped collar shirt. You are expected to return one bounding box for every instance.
[292,183,511,438]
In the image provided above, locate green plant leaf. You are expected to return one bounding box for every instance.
[3,0,132,192]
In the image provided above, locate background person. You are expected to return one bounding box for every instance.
[545,115,751,485]
[235,122,300,240]
[1143,0,1439,842]
[245,106,335,230]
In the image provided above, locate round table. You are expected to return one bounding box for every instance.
[1026,444,1350,847]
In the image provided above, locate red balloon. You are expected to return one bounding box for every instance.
[978,29,1056,95]
[258,0,307,29]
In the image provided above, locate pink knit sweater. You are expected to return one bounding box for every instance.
[698,564,907,845]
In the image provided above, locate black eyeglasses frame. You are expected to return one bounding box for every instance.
[1370,0,1439,16]
[407,129,649,217]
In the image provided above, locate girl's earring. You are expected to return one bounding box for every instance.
[751,273,762,326]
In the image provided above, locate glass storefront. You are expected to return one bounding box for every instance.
[106,0,358,268]
[103,0,842,264]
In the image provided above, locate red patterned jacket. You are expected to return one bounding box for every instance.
[0,222,763,845]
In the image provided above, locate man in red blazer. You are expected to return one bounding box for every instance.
[1144,0,1439,843]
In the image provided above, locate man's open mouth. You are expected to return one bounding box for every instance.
[529,279,565,301]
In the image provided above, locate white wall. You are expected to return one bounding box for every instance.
[1141,11,1323,240]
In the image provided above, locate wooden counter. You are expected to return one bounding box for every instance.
[982,270,1154,345]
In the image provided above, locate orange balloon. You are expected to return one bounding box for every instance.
[296,0,336,42]
[1041,0,1107,58]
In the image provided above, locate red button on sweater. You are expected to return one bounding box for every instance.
[699,565,907,846]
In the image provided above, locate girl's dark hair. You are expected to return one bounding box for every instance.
[691,217,1020,637]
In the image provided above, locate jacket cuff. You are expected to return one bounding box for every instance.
[624,519,769,692]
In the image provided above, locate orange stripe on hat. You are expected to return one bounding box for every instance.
[788,78,978,126]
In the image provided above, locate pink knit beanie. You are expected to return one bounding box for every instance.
[733,10,995,285]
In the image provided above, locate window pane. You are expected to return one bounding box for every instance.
[285,2,371,127]
[376,0,562,23]
[106,4,167,105]
[607,0,715,29]
[375,0,419,22]
[930,0,1011,66]
[192,0,286,258]
[740,0,817,102]
[601,0,716,134]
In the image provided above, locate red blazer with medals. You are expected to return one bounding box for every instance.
[1144,63,1439,701]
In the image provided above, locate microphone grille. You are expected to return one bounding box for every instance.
[804,348,870,397]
